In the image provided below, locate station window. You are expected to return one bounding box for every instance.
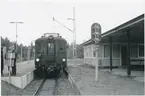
[138,45,144,57]
[93,51,96,57]
[130,44,138,57]
[113,44,120,58]
[86,52,88,57]
[93,47,96,57]
[104,45,110,58]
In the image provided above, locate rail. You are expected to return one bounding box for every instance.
[64,68,81,95]
[33,78,46,96]
[33,67,81,95]
[33,70,52,96]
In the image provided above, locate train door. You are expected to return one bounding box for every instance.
[47,41,55,62]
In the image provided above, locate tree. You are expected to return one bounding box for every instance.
[1,36,29,62]
[66,42,84,59]
[67,43,73,59]
[76,44,84,58]
[30,42,34,59]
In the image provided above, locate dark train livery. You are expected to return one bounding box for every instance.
[34,33,67,77]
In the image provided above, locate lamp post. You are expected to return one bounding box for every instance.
[9,21,23,76]
[10,22,23,53]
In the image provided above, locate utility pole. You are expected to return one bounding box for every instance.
[73,7,76,59]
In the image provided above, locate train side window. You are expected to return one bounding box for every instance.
[59,43,64,51]
[60,48,63,50]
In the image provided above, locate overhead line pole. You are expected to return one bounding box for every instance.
[72,7,76,66]
[67,7,76,61]
[73,7,76,59]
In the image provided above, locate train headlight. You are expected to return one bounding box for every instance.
[36,58,40,62]
[62,58,66,62]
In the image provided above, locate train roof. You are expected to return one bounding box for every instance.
[35,36,67,43]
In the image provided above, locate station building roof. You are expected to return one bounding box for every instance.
[81,14,144,46]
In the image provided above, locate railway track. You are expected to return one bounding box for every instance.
[33,70,56,96]
[34,78,56,95]
[33,68,80,96]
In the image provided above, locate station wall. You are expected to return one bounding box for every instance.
[83,43,144,67]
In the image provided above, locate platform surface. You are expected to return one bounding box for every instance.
[1,60,35,89]
[2,60,35,77]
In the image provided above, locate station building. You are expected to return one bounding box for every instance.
[81,14,144,72]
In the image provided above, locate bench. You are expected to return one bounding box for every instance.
[130,59,144,71]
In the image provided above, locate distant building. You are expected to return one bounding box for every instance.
[81,14,144,73]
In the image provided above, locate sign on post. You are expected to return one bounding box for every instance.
[91,23,101,81]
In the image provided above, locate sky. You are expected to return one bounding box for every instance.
[0,0,144,46]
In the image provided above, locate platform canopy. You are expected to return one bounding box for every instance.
[101,14,144,43]
[81,14,144,46]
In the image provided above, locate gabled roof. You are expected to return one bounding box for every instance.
[80,14,144,46]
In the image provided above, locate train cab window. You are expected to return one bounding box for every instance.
[48,43,54,54]
[36,43,47,55]
[36,43,42,53]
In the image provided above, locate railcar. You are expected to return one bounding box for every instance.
[34,33,67,77]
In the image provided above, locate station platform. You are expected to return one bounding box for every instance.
[1,60,35,89]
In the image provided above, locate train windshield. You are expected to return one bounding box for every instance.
[35,43,47,55]
[48,43,54,54]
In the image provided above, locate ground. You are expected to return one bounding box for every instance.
[68,63,144,95]
[1,59,144,95]
[1,81,22,95]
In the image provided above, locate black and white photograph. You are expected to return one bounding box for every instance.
[0,0,144,95]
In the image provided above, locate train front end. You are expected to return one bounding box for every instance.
[35,34,58,75]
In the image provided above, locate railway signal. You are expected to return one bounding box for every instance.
[91,23,101,81]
